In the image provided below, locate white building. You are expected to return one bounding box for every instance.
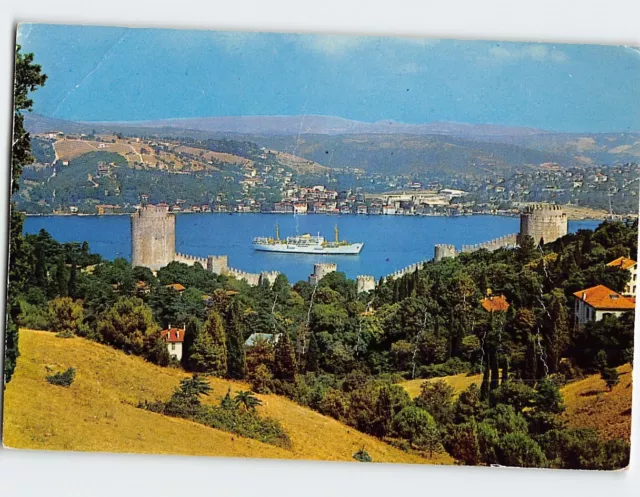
[161,325,185,361]
[573,285,635,325]
[606,257,637,296]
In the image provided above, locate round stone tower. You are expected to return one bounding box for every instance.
[131,204,176,271]
[518,204,567,246]
[356,275,376,293]
[434,244,457,262]
[308,262,338,285]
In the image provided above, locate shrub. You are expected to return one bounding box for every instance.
[414,379,454,425]
[248,364,274,394]
[601,367,620,391]
[417,358,471,379]
[353,448,373,462]
[47,297,84,336]
[46,367,76,387]
[497,432,547,468]
[392,406,438,448]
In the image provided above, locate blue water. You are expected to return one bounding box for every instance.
[23,214,601,284]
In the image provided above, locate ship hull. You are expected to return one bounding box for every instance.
[254,242,364,255]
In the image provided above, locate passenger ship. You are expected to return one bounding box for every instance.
[253,225,363,255]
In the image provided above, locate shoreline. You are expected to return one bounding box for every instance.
[21,210,618,222]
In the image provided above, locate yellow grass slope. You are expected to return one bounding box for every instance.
[3,329,450,464]
[400,373,482,399]
[561,363,632,441]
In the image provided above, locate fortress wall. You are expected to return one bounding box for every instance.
[175,253,208,267]
[461,233,518,253]
[260,271,281,286]
[226,267,261,286]
[207,255,229,275]
[383,260,428,283]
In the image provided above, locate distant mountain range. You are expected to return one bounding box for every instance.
[26,113,549,138]
[24,113,640,175]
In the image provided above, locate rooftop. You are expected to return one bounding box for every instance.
[572,285,636,310]
[480,294,510,313]
[161,327,185,343]
[606,256,637,271]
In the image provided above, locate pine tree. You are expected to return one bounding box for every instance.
[226,300,247,379]
[275,331,297,380]
[6,46,46,385]
[306,331,319,372]
[203,310,227,376]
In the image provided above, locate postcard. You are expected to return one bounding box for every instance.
[3,24,638,469]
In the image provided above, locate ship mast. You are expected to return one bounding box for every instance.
[334,225,339,243]
[275,223,280,242]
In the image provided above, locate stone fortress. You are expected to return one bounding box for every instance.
[131,205,280,286]
[360,204,568,291]
[132,204,568,292]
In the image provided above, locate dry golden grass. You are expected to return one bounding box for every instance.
[3,329,451,464]
[53,140,97,161]
[400,373,482,399]
[560,364,633,442]
[173,146,252,167]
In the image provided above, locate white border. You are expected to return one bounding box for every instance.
[1,1,639,496]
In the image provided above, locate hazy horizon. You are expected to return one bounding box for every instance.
[16,24,640,133]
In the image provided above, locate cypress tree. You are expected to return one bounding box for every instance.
[181,316,200,369]
[306,331,319,372]
[226,300,247,379]
[275,331,297,380]
[490,348,500,391]
[203,310,227,376]
[373,386,393,437]
[68,261,78,299]
[480,358,490,401]
[55,257,68,297]
[501,356,509,384]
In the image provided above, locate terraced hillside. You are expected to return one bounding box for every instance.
[2,329,451,464]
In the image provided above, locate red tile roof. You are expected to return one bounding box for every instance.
[165,283,186,292]
[480,295,510,313]
[161,327,185,343]
[606,257,637,271]
[573,285,636,310]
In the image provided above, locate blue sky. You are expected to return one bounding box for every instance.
[16,24,640,132]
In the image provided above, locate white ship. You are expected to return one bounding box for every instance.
[253,225,363,255]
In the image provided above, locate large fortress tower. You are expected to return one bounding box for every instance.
[518,204,568,246]
[131,204,176,271]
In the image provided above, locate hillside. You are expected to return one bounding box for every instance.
[398,366,633,442]
[2,329,450,464]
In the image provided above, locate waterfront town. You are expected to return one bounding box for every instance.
[16,130,640,219]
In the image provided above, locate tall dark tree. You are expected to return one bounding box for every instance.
[5,45,46,385]
[226,300,247,379]
[305,331,319,373]
[274,331,297,380]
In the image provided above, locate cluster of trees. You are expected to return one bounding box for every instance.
[140,375,290,448]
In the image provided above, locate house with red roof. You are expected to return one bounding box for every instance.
[480,293,510,313]
[161,325,186,361]
[606,257,637,296]
[573,284,635,325]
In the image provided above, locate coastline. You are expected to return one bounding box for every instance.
[22,209,616,222]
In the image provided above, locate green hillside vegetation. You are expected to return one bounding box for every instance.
[7,218,635,468]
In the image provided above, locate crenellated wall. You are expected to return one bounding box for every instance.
[175,252,208,267]
[461,233,518,253]
[434,244,457,261]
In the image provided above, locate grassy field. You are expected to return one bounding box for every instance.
[400,373,483,399]
[561,363,633,441]
[2,329,451,464]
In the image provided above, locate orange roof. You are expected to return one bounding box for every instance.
[573,285,636,310]
[607,257,637,271]
[161,328,185,343]
[165,283,186,292]
[481,295,510,312]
